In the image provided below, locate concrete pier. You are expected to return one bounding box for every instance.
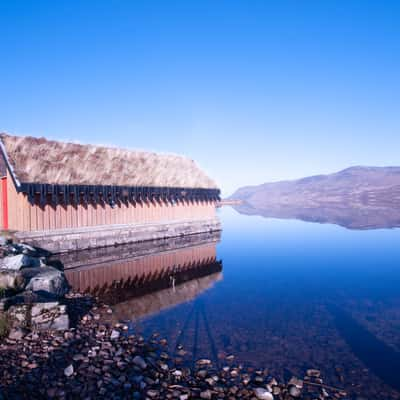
[15,217,222,253]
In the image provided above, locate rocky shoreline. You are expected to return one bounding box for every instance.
[0,241,70,336]
[0,240,348,400]
[0,298,348,400]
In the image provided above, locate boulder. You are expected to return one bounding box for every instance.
[31,302,69,331]
[0,270,26,291]
[8,299,69,331]
[18,243,38,256]
[31,301,61,317]
[24,267,69,297]
[1,254,40,271]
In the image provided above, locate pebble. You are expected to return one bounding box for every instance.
[197,359,212,366]
[146,389,159,398]
[289,385,301,397]
[64,364,74,377]
[253,387,274,400]
[200,389,212,399]
[110,329,120,340]
[133,355,147,369]
[288,377,303,389]
[306,369,321,378]
[0,282,350,400]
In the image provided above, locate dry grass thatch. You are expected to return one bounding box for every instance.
[0,134,218,189]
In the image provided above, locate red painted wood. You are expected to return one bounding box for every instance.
[2,177,8,230]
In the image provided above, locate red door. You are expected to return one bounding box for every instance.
[1,177,8,230]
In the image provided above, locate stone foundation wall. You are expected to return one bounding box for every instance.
[14,218,222,254]
[54,230,221,270]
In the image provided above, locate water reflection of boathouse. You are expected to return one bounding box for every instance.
[61,231,222,319]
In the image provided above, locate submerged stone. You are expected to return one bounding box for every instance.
[133,355,147,369]
[253,387,274,400]
[64,364,74,377]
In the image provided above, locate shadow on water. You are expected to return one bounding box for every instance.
[328,303,400,391]
[174,299,220,368]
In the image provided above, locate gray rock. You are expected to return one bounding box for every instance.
[253,388,274,400]
[0,270,26,291]
[24,267,69,297]
[132,355,147,369]
[1,254,40,271]
[19,243,38,255]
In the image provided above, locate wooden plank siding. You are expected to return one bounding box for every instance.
[6,173,217,232]
[0,177,5,230]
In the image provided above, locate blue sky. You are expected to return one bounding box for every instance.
[1,1,399,195]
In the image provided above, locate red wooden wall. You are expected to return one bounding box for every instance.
[0,177,7,230]
[5,171,217,232]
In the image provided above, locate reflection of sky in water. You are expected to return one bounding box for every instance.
[136,207,400,400]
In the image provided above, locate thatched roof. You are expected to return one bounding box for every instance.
[0,133,218,189]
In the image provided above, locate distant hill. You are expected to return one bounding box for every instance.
[229,167,400,229]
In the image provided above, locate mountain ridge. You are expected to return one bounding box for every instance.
[229,166,400,229]
[230,166,400,203]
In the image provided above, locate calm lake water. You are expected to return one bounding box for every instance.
[66,206,400,399]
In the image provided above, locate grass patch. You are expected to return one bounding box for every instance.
[0,313,10,339]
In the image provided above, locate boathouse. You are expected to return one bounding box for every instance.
[0,133,221,252]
